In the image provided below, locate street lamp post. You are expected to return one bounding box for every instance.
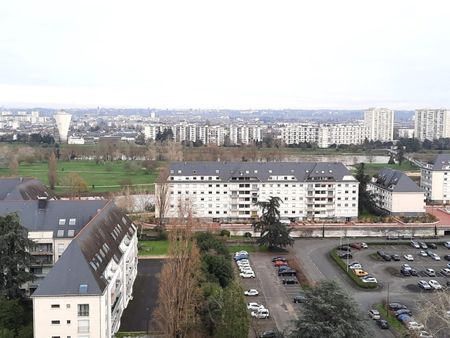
[145,307,150,335]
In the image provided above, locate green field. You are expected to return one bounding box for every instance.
[354,161,419,176]
[138,240,169,256]
[0,160,160,193]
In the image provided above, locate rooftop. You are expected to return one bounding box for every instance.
[0,177,56,201]
[372,168,423,193]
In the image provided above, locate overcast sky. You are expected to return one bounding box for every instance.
[0,0,449,109]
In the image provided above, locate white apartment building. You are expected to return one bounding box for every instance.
[420,154,450,203]
[317,124,368,148]
[175,122,197,143]
[32,201,138,338]
[364,108,394,142]
[398,128,415,139]
[156,161,359,222]
[368,168,425,215]
[280,124,318,145]
[414,109,450,141]
[229,125,263,145]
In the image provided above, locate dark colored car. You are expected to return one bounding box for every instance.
[447,280,450,287]
[389,303,407,311]
[382,254,392,261]
[259,330,277,338]
[278,269,297,277]
[338,252,353,259]
[395,309,412,317]
[401,268,411,276]
[397,314,412,322]
[282,278,299,285]
[377,250,386,257]
[376,319,389,329]
[350,243,362,249]
[234,254,249,261]
[444,254,450,261]
[293,295,307,303]
[337,245,352,251]
[272,257,287,262]
[410,269,419,276]
[428,243,437,249]
[391,254,401,261]
[278,265,291,272]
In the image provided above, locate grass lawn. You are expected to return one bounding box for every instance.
[359,161,419,176]
[375,303,409,336]
[138,240,169,256]
[226,243,268,253]
[0,160,161,193]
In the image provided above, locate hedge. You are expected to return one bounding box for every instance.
[330,249,378,289]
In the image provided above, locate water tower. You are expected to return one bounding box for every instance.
[54,111,72,143]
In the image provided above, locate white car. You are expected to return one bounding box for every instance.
[236,259,249,265]
[425,268,436,277]
[240,271,255,278]
[444,241,450,249]
[402,263,412,270]
[235,251,248,256]
[407,322,425,330]
[404,254,414,261]
[240,268,253,273]
[428,280,442,290]
[361,243,368,248]
[238,263,251,268]
[418,280,431,290]
[361,276,377,283]
[251,308,270,319]
[419,331,433,338]
[419,250,427,257]
[244,289,259,296]
[368,309,381,320]
[440,268,450,276]
[247,302,265,311]
[411,241,420,249]
[348,263,362,270]
[239,266,253,271]
[431,253,441,261]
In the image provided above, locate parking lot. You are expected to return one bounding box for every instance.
[237,252,303,337]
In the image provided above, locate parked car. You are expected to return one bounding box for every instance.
[418,331,434,338]
[404,254,414,261]
[247,302,265,311]
[411,241,420,249]
[419,242,428,249]
[395,309,412,316]
[425,268,436,277]
[431,253,441,261]
[236,260,250,265]
[389,303,407,310]
[361,243,368,248]
[293,295,307,303]
[401,264,412,270]
[348,263,362,270]
[234,254,249,261]
[447,280,450,287]
[368,309,381,319]
[382,254,392,261]
[240,271,256,278]
[278,269,297,276]
[278,265,291,272]
[338,252,353,259]
[350,243,363,249]
[410,269,419,276]
[251,308,270,319]
[418,280,432,290]
[444,241,450,249]
[444,254,450,261]
[397,314,412,322]
[259,330,276,338]
[407,322,425,330]
[419,250,428,257]
[361,276,377,283]
[377,250,386,257]
[428,243,437,249]
[426,250,434,257]
[244,289,259,296]
[440,268,450,276]
[428,280,442,290]
[235,250,248,256]
[376,319,389,329]
[337,245,352,251]
[391,254,401,261]
[447,262,450,269]
[353,269,369,277]
[274,260,288,267]
[401,268,411,276]
[239,266,253,272]
[282,278,299,285]
[271,256,287,262]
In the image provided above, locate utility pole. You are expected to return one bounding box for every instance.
[386,282,390,318]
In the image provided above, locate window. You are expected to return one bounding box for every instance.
[58,218,66,226]
[51,320,60,324]
[78,304,89,316]
[51,304,60,308]
[69,218,76,225]
[67,320,71,324]
[77,319,89,333]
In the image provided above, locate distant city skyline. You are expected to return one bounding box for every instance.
[1,1,450,109]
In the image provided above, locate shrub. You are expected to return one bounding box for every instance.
[219,229,231,237]
[244,232,252,238]
[330,250,377,289]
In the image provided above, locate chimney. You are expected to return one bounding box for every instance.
[38,196,48,210]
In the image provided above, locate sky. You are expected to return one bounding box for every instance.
[0,0,449,110]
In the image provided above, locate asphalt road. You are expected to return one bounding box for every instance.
[119,259,163,332]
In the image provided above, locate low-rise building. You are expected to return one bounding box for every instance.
[156,161,359,222]
[31,201,138,338]
[368,168,425,215]
[420,154,450,203]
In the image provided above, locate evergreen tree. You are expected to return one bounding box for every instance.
[355,163,374,213]
[290,280,371,338]
[0,214,34,298]
[253,196,294,249]
[396,146,405,165]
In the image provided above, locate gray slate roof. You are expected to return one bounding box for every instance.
[0,199,107,238]
[32,201,136,297]
[169,161,355,182]
[430,154,450,170]
[0,178,56,201]
[372,168,423,193]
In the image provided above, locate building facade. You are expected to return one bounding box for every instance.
[420,154,450,203]
[156,161,359,222]
[32,201,138,338]
[368,168,425,215]
[414,109,450,141]
[364,108,394,142]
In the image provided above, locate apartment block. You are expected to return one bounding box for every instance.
[280,123,318,145]
[414,109,450,141]
[156,161,359,222]
[364,108,394,142]
[31,201,138,338]
[420,154,450,203]
[368,168,425,215]
[317,124,368,148]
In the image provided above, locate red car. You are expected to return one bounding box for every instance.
[274,260,288,267]
[350,243,363,250]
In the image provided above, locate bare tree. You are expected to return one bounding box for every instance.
[61,173,88,198]
[415,288,450,337]
[48,151,57,190]
[155,168,170,226]
[165,140,183,161]
[154,223,202,337]
[9,155,19,176]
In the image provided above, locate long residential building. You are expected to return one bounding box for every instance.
[31,200,138,338]
[156,161,359,222]
[420,154,450,203]
[364,108,394,142]
[414,109,450,141]
[368,168,425,215]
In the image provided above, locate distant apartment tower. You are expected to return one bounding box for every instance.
[398,128,415,139]
[280,124,318,145]
[318,124,368,148]
[229,125,263,145]
[414,109,450,141]
[364,108,394,142]
[54,111,72,143]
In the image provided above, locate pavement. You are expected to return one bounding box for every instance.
[119,259,163,332]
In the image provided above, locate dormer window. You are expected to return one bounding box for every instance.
[58,219,66,226]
